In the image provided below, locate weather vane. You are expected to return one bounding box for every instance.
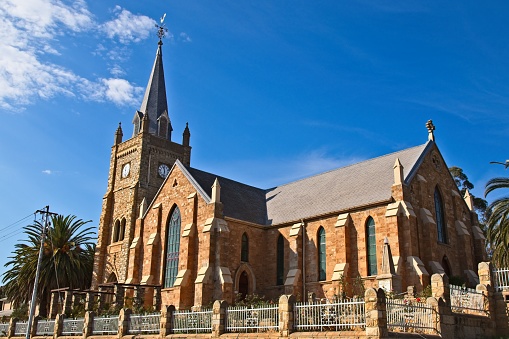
[156,13,168,42]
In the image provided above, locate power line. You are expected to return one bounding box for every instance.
[0,212,34,233]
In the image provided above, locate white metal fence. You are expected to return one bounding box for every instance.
[0,323,8,337]
[128,312,160,334]
[35,319,55,336]
[294,299,365,331]
[92,315,119,335]
[493,268,509,291]
[226,304,279,333]
[173,308,212,334]
[62,318,85,336]
[386,298,436,334]
[450,284,487,315]
[14,321,28,336]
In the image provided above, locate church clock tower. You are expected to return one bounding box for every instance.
[92,37,191,288]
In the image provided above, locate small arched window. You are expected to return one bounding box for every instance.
[119,218,126,241]
[318,227,326,281]
[277,235,284,285]
[366,217,377,276]
[164,206,181,288]
[112,220,120,243]
[241,233,249,262]
[435,187,447,243]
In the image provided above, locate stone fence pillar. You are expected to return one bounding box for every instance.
[364,288,388,338]
[83,311,94,338]
[54,313,64,338]
[278,294,295,337]
[160,305,175,336]
[8,317,17,338]
[212,300,228,337]
[30,315,40,337]
[118,308,131,338]
[63,290,73,316]
[427,296,454,338]
[431,273,450,305]
[85,292,95,312]
[49,292,60,319]
[478,262,494,288]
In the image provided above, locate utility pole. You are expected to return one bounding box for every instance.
[26,206,58,339]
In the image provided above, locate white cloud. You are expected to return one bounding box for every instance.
[101,6,156,44]
[0,1,150,110]
[179,32,192,43]
[42,170,53,175]
[79,78,143,107]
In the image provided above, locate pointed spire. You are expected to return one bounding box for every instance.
[183,122,190,146]
[138,41,168,135]
[393,158,404,185]
[464,189,474,211]
[426,119,435,142]
[211,178,221,203]
[114,122,123,145]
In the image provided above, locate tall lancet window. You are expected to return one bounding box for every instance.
[434,187,447,243]
[276,234,285,285]
[366,217,377,276]
[318,227,326,281]
[241,233,249,262]
[164,206,181,288]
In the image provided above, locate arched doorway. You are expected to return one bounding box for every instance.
[239,271,249,300]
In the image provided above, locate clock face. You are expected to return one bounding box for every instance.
[158,164,170,178]
[121,163,130,178]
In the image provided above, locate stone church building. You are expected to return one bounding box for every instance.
[91,40,487,309]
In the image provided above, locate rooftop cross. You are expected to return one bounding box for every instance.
[426,119,435,141]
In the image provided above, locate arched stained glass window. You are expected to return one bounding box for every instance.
[277,235,284,285]
[112,220,120,243]
[119,218,126,241]
[435,187,447,243]
[318,227,326,281]
[241,233,249,262]
[366,217,377,276]
[164,206,181,288]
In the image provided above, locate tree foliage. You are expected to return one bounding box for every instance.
[1,215,95,317]
[449,166,488,222]
[485,177,509,267]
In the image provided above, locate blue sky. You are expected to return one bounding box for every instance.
[1,1,508,278]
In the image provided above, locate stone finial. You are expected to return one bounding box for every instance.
[139,197,148,217]
[381,237,396,275]
[115,122,123,145]
[141,112,149,133]
[464,189,474,211]
[211,178,221,203]
[183,122,190,147]
[393,158,404,185]
[426,119,435,141]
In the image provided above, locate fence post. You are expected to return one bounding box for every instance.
[85,292,95,312]
[8,317,17,337]
[118,308,131,338]
[49,292,60,319]
[478,262,494,288]
[429,296,454,338]
[153,287,162,311]
[364,288,388,337]
[212,300,228,337]
[431,273,450,305]
[278,294,295,337]
[114,285,125,309]
[54,313,63,338]
[63,290,73,316]
[160,305,175,336]
[30,315,40,337]
[83,311,94,338]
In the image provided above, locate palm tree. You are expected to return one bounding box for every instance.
[2,215,95,317]
[485,177,509,267]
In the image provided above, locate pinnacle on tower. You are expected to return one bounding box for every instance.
[183,122,191,146]
[115,122,123,145]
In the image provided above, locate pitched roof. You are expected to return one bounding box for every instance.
[139,42,168,135]
[183,142,431,226]
[265,142,431,225]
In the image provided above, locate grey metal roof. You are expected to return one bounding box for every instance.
[139,42,168,135]
[265,142,430,225]
[184,142,430,226]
